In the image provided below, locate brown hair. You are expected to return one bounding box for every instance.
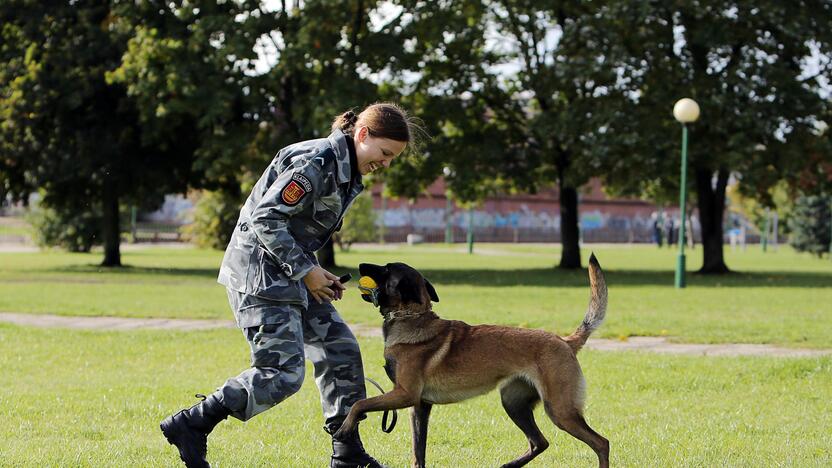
[332,102,420,144]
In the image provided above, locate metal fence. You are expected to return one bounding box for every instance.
[380,225,676,244]
[131,222,183,242]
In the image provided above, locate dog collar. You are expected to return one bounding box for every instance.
[381,305,433,320]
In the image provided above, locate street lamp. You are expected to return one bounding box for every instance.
[443,167,454,244]
[672,98,700,288]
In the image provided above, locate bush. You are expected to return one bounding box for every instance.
[788,194,831,257]
[27,203,101,252]
[334,192,377,251]
[181,190,241,250]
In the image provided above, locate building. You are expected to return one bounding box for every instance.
[370,177,693,244]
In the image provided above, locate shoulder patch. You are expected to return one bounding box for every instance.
[281,173,313,205]
[292,172,313,191]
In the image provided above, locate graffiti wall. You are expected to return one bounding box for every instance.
[368,178,705,243]
[374,205,694,243]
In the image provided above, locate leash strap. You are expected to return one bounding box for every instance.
[364,377,397,433]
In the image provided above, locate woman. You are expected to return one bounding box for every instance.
[161,103,416,468]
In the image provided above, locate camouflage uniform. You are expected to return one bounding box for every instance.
[216,129,366,427]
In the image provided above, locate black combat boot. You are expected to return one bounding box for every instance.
[326,420,386,468]
[160,393,231,468]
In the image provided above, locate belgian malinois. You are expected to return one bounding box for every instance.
[333,255,609,468]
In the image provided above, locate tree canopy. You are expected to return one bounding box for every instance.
[594,0,832,271]
[2,0,831,272]
[1,1,196,265]
[382,0,628,268]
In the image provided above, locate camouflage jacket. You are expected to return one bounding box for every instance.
[218,129,364,307]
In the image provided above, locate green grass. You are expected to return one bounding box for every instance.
[1,244,830,347]
[0,323,829,467]
[0,225,31,237]
[0,216,32,237]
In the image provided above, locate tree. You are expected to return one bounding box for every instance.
[1,1,195,266]
[26,197,102,252]
[181,190,241,250]
[594,1,832,273]
[726,180,792,241]
[382,1,623,268]
[788,193,831,257]
[2,1,405,267]
[112,1,399,267]
[334,191,377,251]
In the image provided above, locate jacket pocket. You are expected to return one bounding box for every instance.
[312,193,342,230]
[249,245,305,303]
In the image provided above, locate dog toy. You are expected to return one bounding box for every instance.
[358,276,380,307]
[358,276,377,290]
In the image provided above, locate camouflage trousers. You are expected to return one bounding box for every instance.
[218,288,367,426]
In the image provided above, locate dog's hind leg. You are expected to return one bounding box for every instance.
[498,379,549,468]
[542,400,609,468]
[410,402,432,468]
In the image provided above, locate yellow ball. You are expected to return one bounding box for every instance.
[358,276,377,289]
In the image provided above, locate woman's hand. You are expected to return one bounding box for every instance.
[303,266,347,303]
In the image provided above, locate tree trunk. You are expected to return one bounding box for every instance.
[558,185,582,269]
[695,167,730,274]
[100,179,121,267]
[317,237,336,269]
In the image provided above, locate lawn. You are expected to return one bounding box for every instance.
[0,216,32,239]
[0,323,829,467]
[0,243,830,347]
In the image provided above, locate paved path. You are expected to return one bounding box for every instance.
[0,312,235,331]
[585,336,831,358]
[1,312,830,358]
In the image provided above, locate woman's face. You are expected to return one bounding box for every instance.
[354,126,407,176]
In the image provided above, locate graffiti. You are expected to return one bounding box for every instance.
[377,205,657,233]
[580,211,604,230]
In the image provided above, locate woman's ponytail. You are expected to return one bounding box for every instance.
[331,110,359,135]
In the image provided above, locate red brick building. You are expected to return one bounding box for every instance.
[368,177,693,243]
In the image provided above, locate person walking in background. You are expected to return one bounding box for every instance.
[651,211,663,247]
[664,215,675,246]
[160,103,418,468]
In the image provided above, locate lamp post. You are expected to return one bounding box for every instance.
[467,207,474,254]
[672,98,700,288]
[443,167,454,244]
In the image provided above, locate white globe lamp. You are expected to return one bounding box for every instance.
[673,98,700,123]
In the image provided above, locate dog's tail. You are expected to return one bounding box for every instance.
[564,253,607,354]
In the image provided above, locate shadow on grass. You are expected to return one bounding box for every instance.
[47,264,830,289]
[375,268,832,289]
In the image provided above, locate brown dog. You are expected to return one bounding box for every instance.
[333,254,609,468]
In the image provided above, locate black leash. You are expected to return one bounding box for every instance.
[364,377,397,433]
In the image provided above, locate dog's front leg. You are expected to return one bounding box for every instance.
[410,402,432,468]
[333,386,421,440]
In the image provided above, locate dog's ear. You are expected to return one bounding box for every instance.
[388,274,424,305]
[425,278,439,303]
[359,263,386,279]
